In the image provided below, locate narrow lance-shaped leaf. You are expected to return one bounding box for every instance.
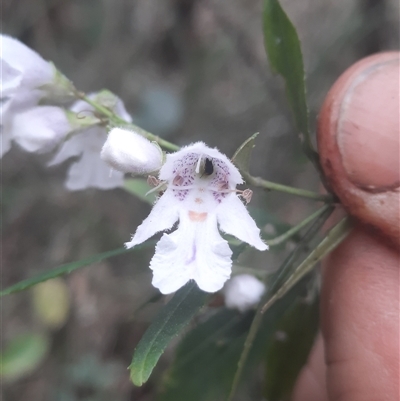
[263,0,319,168]
[0,246,144,297]
[129,281,208,386]
[263,0,309,137]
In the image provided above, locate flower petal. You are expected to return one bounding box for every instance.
[1,59,22,95]
[65,152,125,191]
[1,35,53,89]
[150,211,232,294]
[49,126,104,166]
[48,133,83,166]
[125,189,180,249]
[217,194,268,251]
[12,106,71,153]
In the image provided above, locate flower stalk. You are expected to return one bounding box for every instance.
[75,91,179,152]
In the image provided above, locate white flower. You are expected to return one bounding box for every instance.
[1,35,73,101]
[1,35,74,157]
[101,127,162,174]
[1,58,23,94]
[11,106,72,153]
[49,92,131,191]
[1,35,54,95]
[125,142,268,294]
[1,91,48,156]
[223,274,266,312]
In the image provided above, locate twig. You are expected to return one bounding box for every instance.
[242,171,334,202]
[266,204,331,246]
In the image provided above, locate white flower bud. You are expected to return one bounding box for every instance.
[11,106,72,153]
[49,92,131,191]
[101,128,163,174]
[223,274,266,312]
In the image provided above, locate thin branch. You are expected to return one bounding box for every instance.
[226,306,264,401]
[261,216,352,313]
[75,91,179,151]
[266,204,331,246]
[242,171,334,202]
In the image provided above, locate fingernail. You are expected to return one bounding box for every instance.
[337,57,399,191]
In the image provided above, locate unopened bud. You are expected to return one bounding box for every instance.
[223,274,266,312]
[101,127,163,174]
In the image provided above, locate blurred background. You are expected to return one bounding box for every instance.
[1,0,399,400]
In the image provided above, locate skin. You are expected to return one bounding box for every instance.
[292,53,400,401]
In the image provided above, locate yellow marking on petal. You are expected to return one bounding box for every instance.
[195,198,203,204]
[188,211,208,222]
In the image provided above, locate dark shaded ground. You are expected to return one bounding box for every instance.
[1,0,398,400]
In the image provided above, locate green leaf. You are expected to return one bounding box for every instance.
[264,292,319,400]
[129,282,208,386]
[0,247,137,297]
[159,277,312,401]
[263,0,325,175]
[124,178,157,204]
[0,333,49,382]
[231,133,259,173]
[158,309,254,401]
[263,0,309,138]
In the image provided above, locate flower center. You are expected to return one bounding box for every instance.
[171,152,231,203]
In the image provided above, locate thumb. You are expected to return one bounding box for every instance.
[318,51,399,248]
[292,53,399,401]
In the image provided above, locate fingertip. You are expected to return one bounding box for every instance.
[318,52,400,248]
